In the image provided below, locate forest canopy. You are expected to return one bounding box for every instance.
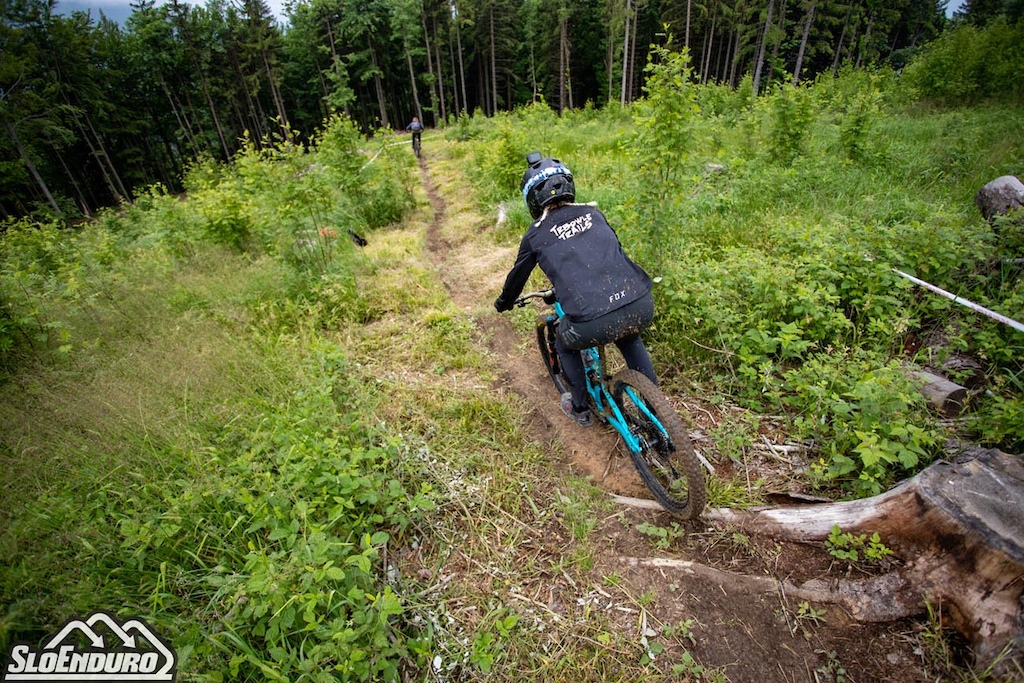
[5,0,1020,219]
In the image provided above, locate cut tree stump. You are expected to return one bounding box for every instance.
[701,447,1024,678]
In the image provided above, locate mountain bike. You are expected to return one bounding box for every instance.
[412,132,421,158]
[514,289,706,518]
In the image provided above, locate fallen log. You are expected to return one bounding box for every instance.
[907,366,969,417]
[702,447,1024,677]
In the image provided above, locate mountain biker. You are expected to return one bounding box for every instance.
[406,116,424,151]
[493,152,658,427]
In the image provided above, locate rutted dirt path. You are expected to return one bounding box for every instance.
[418,155,651,500]
[414,151,934,683]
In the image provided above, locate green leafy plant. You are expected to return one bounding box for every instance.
[787,356,942,496]
[629,38,701,268]
[637,521,686,550]
[553,481,603,541]
[839,86,881,162]
[796,601,827,625]
[825,525,894,565]
[814,649,848,683]
[767,83,814,165]
[469,609,520,673]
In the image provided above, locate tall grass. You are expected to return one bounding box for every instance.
[0,116,440,679]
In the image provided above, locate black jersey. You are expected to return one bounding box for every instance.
[496,204,652,322]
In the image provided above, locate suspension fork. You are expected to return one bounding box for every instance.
[539,315,561,375]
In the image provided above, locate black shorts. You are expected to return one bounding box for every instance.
[557,292,654,351]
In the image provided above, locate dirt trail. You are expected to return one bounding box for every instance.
[418,156,651,500]
[415,154,933,682]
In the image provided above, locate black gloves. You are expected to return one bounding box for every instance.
[494,297,512,313]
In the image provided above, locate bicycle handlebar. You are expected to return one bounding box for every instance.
[514,289,557,308]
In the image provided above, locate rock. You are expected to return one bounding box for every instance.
[975,175,1024,223]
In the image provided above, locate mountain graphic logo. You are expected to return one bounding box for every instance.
[2,611,177,681]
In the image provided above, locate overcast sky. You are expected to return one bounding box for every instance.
[55,0,290,26]
[55,0,962,34]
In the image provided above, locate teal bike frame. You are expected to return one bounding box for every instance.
[551,301,671,454]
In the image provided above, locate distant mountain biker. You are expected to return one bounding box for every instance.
[493,152,658,427]
[406,116,423,151]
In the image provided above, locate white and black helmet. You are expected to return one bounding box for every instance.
[521,152,575,219]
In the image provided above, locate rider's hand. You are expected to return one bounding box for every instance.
[494,297,511,313]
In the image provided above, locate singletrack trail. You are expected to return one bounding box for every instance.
[413,148,931,683]
[417,154,653,501]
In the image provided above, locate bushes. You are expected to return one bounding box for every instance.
[783,354,942,496]
[452,59,1021,481]
[468,117,528,205]
[0,216,153,363]
[902,19,1024,105]
[0,113,414,368]
[767,83,814,165]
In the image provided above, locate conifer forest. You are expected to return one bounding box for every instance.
[2,0,1002,218]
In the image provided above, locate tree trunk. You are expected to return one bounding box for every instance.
[198,70,232,161]
[64,103,122,203]
[566,33,573,110]
[433,17,447,124]
[720,25,729,82]
[769,0,788,80]
[531,38,539,102]
[406,44,424,122]
[3,116,62,216]
[607,22,615,102]
[620,0,631,105]
[56,150,91,217]
[421,12,439,126]
[856,12,874,68]
[228,46,263,140]
[448,27,461,115]
[369,43,389,128]
[751,0,775,97]
[832,1,854,75]
[559,14,570,112]
[703,447,1024,677]
[478,53,488,115]
[628,5,639,99]
[685,0,692,50]
[83,111,130,201]
[158,75,201,156]
[489,4,498,114]
[262,49,290,138]
[729,25,742,87]
[793,0,816,85]
[702,5,717,83]
[454,9,468,115]
[58,85,127,202]
[907,365,969,417]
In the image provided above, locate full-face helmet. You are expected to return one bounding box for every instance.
[521,152,575,219]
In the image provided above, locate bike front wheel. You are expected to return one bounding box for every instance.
[612,369,706,518]
[535,317,571,396]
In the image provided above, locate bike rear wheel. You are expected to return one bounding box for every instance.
[612,369,706,518]
[535,317,571,396]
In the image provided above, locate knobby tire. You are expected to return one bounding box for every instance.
[612,369,706,518]
[535,319,570,396]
